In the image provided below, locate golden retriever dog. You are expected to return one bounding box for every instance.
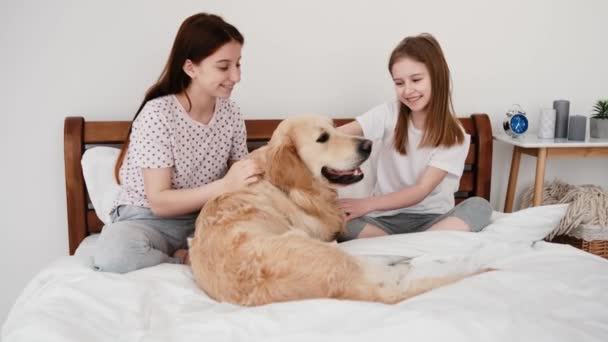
[190,115,485,306]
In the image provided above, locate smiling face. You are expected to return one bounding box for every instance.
[270,115,372,186]
[391,57,432,115]
[183,40,242,98]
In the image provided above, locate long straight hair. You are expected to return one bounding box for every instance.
[114,13,244,183]
[389,33,464,155]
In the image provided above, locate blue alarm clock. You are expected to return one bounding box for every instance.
[503,105,528,138]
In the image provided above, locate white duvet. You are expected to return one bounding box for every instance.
[3,204,608,342]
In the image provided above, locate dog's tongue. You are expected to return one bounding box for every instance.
[327,167,362,176]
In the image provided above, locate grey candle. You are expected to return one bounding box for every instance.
[553,99,570,138]
[567,115,586,141]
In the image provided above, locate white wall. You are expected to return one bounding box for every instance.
[1,0,607,323]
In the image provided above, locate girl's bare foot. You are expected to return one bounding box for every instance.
[173,249,190,265]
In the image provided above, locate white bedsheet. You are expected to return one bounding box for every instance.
[3,204,608,342]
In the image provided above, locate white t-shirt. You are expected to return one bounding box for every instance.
[115,95,248,209]
[357,101,470,216]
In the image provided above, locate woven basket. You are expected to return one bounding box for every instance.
[550,224,608,259]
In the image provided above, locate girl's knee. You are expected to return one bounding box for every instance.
[93,253,131,273]
[337,218,367,242]
[93,238,147,273]
[93,224,153,273]
[457,197,493,232]
[461,197,492,215]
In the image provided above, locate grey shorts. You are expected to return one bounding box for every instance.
[338,197,492,242]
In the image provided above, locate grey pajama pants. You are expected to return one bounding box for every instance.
[93,205,196,273]
[338,197,493,242]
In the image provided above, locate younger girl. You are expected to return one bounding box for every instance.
[93,13,261,272]
[337,33,492,241]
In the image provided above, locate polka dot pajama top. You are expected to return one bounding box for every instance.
[115,95,249,209]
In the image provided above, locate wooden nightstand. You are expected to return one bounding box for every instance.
[494,134,608,213]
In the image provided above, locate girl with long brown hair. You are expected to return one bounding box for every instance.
[337,33,492,241]
[94,13,261,273]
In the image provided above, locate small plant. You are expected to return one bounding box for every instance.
[592,99,608,119]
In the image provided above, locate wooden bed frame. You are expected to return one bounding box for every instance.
[64,114,493,255]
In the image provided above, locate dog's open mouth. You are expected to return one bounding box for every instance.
[321,166,364,185]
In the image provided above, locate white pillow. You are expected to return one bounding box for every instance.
[81,147,122,224]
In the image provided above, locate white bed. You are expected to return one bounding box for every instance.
[3,204,608,342]
[5,115,606,341]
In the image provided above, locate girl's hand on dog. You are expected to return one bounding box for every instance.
[223,159,263,191]
[338,198,374,221]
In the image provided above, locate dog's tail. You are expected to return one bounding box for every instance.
[343,262,492,304]
[394,268,493,302]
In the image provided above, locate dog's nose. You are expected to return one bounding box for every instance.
[358,139,372,156]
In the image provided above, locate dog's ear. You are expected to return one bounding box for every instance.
[267,136,314,194]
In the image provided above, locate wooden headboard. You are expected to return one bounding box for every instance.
[64,114,492,255]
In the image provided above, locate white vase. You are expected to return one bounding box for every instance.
[537,108,556,139]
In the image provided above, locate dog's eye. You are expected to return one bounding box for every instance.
[316,132,330,143]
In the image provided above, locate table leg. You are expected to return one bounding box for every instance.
[533,147,548,207]
[504,146,522,213]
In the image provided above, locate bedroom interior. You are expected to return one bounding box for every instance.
[2,0,608,340]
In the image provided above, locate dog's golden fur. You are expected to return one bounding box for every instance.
[190,115,482,306]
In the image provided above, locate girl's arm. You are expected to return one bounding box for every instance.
[337,120,364,136]
[340,166,448,219]
[143,159,261,217]
[368,166,447,211]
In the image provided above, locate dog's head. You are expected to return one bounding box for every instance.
[265,115,372,192]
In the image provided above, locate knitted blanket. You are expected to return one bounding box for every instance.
[519,180,608,239]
